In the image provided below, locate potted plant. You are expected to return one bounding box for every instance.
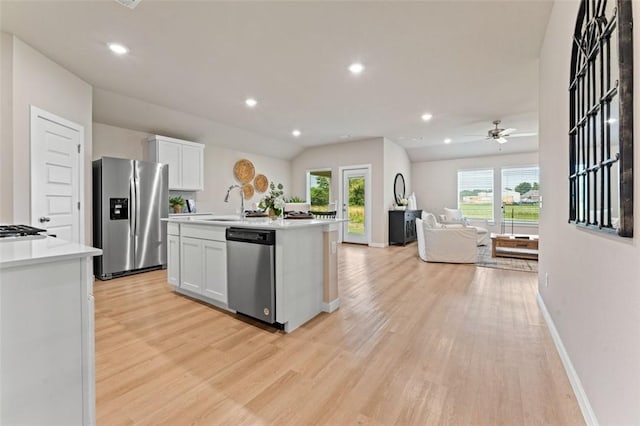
[396,198,408,210]
[258,182,285,218]
[169,196,185,213]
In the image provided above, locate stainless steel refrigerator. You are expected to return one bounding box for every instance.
[93,157,169,280]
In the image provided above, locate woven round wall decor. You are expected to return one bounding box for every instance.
[242,183,255,199]
[254,174,268,193]
[233,159,255,184]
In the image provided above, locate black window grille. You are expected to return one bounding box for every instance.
[569,0,633,237]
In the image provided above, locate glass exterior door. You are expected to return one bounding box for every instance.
[342,168,369,244]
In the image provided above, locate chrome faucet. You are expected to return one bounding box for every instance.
[224,184,245,219]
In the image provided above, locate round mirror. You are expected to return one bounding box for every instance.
[394,173,405,205]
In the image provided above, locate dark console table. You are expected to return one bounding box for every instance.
[389,209,422,246]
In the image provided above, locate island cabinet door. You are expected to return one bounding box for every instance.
[202,240,227,304]
[167,234,180,286]
[180,237,203,294]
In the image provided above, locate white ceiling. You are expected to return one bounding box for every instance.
[1,0,551,161]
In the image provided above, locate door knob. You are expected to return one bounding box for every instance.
[39,216,51,223]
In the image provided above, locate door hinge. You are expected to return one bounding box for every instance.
[77,144,81,154]
[77,201,81,210]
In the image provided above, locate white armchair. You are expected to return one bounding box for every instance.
[416,216,477,263]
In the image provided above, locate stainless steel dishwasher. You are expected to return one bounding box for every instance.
[226,228,278,325]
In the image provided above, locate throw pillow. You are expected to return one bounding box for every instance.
[444,207,463,221]
[422,212,438,229]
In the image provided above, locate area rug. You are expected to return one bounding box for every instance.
[476,245,538,273]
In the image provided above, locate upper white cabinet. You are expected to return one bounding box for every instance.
[148,135,204,191]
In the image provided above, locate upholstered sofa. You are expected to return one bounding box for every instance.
[439,207,490,246]
[416,215,477,263]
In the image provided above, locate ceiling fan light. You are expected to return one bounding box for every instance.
[496,137,508,144]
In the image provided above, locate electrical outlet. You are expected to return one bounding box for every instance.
[545,272,549,288]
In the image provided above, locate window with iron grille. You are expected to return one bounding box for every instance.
[569,0,633,237]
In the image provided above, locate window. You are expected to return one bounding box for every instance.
[569,0,633,237]
[457,169,494,221]
[306,169,332,211]
[502,166,540,223]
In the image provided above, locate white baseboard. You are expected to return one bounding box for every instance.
[321,298,340,313]
[537,293,599,426]
[368,242,387,248]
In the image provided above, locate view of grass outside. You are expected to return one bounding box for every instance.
[348,177,365,234]
[502,166,540,222]
[458,169,494,220]
[460,203,540,221]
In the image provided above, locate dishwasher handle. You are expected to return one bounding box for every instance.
[226,228,276,245]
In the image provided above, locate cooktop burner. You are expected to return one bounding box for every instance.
[0,225,47,238]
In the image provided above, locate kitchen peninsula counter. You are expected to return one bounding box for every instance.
[164,216,344,332]
[0,235,102,268]
[165,215,343,229]
[0,236,101,425]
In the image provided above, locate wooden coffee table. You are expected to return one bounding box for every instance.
[491,234,539,260]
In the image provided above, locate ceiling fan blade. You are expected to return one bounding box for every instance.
[500,128,517,136]
[508,132,538,138]
[496,137,508,144]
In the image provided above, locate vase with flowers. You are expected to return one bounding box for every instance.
[258,182,285,218]
[396,198,408,210]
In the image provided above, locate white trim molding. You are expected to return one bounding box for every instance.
[368,242,387,248]
[321,298,340,313]
[537,293,599,426]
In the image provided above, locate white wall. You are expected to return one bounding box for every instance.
[0,33,13,223]
[93,122,148,161]
[384,138,412,208]
[539,1,640,425]
[411,152,539,234]
[198,145,291,215]
[92,122,291,216]
[1,34,93,242]
[291,138,386,245]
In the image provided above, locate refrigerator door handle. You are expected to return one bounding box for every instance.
[129,178,136,235]
[135,172,141,238]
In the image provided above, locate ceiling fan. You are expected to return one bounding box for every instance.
[478,120,537,144]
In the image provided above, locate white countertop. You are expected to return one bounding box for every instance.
[164,215,347,229]
[0,236,102,269]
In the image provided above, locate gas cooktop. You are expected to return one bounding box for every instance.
[0,225,47,238]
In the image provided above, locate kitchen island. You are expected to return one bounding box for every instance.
[165,215,344,333]
[0,236,101,425]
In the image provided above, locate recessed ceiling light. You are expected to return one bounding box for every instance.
[444,138,452,144]
[292,129,301,137]
[349,63,364,74]
[421,113,433,122]
[245,98,257,108]
[108,43,129,55]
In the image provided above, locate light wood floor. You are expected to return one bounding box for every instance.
[95,244,584,425]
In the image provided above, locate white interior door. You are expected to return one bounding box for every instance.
[341,167,370,244]
[30,106,84,243]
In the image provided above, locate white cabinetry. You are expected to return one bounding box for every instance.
[202,240,227,302]
[0,240,101,425]
[167,234,180,286]
[177,226,228,304]
[148,135,204,191]
[180,237,204,293]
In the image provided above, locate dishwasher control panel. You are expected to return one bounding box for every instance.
[226,228,275,245]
